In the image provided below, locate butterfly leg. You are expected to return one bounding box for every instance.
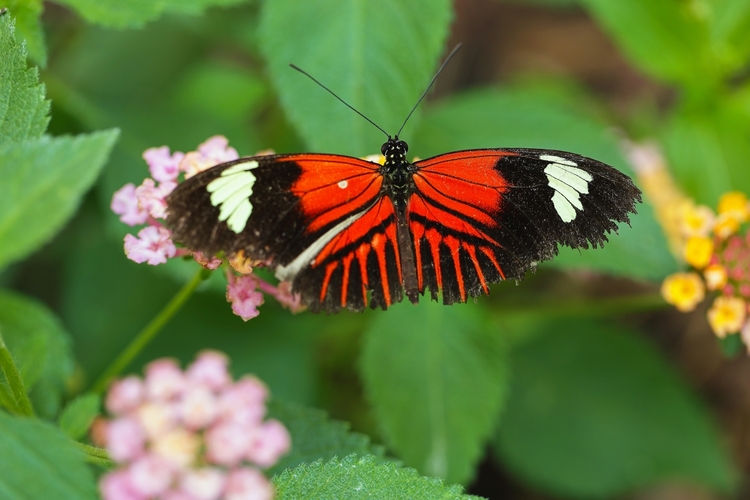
[396,209,419,304]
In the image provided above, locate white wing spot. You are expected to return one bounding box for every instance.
[542,157,593,223]
[338,180,348,189]
[206,160,259,233]
[539,154,577,167]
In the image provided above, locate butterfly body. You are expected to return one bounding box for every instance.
[166,135,642,314]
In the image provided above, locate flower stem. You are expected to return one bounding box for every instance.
[91,269,210,394]
[0,327,36,417]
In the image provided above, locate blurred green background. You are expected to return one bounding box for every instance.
[2,0,750,498]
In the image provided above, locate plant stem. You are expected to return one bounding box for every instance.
[0,327,35,417]
[491,292,667,320]
[91,269,209,394]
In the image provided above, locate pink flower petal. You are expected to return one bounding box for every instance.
[106,376,145,415]
[106,417,146,462]
[198,136,239,164]
[179,136,239,179]
[226,275,264,321]
[179,467,225,500]
[205,421,255,466]
[112,184,149,226]
[100,469,147,500]
[246,419,291,468]
[217,376,268,426]
[143,146,185,183]
[135,178,177,220]
[186,351,231,391]
[124,226,176,266]
[145,359,187,401]
[223,467,274,500]
[180,385,218,430]
[128,454,176,497]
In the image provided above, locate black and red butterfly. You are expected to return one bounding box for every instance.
[166,56,642,313]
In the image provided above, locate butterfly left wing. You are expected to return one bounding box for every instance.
[408,148,642,304]
[166,154,404,313]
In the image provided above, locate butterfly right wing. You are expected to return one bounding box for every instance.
[409,148,642,304]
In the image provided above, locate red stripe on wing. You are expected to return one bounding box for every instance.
[407,150,519,303]
[310,196,401,310]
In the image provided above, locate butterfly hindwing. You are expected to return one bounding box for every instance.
[409,148,642,304]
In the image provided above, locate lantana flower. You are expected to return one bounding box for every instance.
[626,142,750,343]
[661,272,706,312]
[111,136,303,320]
[96,351,291,500]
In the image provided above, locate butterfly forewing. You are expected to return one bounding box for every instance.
[410,149,642,304]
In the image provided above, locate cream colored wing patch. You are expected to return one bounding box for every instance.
[206,160,260,233]
[541,155,593,223]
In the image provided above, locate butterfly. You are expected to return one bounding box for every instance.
[165,53,642,314]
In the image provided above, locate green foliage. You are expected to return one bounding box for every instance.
[0,132,118,270]
[4,2,45,65]
[54,0,249,28]
[0,290,74,418]
[361,301,509,484]
[0,14,48,142]
[273,455,482,500]
[267,399,387,476]
[0,0,745,498]
[494,318,735,498]
[577,0,715,86]
[258,0,452,155]
[662,103,750,205]
[58,393,101,440]
[0,413,98,499]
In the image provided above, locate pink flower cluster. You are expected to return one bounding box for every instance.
[112,136,239,266]
[96,351,291,500]
[111,137,304,319]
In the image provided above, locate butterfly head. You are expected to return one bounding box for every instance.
[381,137,409,165]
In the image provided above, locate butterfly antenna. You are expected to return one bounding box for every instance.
[396,44,462,139]
[289,63,390,139]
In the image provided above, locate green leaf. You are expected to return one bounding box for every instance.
[577,0,715,85]
[9,326,47,391]
[414,84,675,281]
[55,0,250,28]
[709,0,750,70]
[0,13,49,142]
[663,102,750,206]
[58,393,101,440]
[273,455,483,500]
[267,399,386,476]
[0,289,74,418]
[361,301,508,484]
[0,130,118,270]
[5,1,46,65]
[258,0,452,156]
[0,413,98,500]
[494,318,735,498]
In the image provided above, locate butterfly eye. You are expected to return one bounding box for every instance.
[381,143,389,156]
[398,140,408,152]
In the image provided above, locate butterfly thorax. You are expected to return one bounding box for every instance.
[380,137,416,210]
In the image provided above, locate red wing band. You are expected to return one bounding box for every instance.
[275,206,370,282]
